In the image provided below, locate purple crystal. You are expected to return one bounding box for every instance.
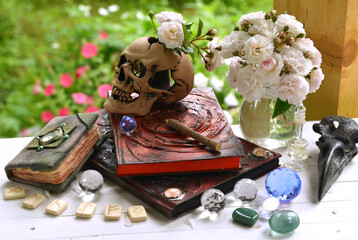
[265,167,301,203]
[120,116,137,134]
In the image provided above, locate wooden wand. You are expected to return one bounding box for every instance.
[165,119,222,152]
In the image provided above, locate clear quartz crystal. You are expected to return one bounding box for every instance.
[79,170,104,193]
[233,178,258,202]
[286,103,308,171]
[200,189,225,212]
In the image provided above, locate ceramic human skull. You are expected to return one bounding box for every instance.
[104,37,194,116]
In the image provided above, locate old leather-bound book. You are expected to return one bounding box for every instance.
[89,90,280,218]
[5,113,100,193]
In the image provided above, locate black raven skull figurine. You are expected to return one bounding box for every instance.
[313,116,358,201]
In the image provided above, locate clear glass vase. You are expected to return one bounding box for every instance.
[239,98,296,149]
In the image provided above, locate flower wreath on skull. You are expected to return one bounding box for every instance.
[104,37,194,116]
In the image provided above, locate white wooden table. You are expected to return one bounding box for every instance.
[1,121,358,240]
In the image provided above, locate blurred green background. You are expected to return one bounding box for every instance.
[0,0,272,138]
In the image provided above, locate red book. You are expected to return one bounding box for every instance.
[110,88,245,177]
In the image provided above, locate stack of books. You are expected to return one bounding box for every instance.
[89,88,280,218]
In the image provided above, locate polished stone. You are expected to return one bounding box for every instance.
[269,210,300,234]
[233,178,258,201]
[259,197,280,220]
[265,167,301,203]
[232,207,259,227]
[200,189,225,212]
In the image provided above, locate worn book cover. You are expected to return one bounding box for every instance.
[5,113,100,193]
[110,88,246,177]
[89,96,280,219]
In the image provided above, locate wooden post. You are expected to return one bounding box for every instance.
[274,0,358,120]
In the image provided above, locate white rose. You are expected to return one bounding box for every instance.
[236,65,263,101]
[256,53,283,85]
[202,51,223,71]
[157,21,184,49]
[155,11,186,24]
[310,47,322,68]
[281,48,312,76]
[202,38,224,71]
[309,68,324,93]
[224,92,239,107]
[194,73,208,88]
[210,77,224,92]
[244,35,274,65]
[226,57,242,89]
[276,74,309,104]
[292,38,314,51]
[275,14,305,38]
[248,20,276,39]
[238,11,265,25]
[221,31,250,59]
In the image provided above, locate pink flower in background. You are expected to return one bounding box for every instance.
[87,96,94,105]
[99,30,109,39]
[81,43,98,59]
[32,80,42,95]
[98,84,112,98]
[41,111,55,123]
[75,66,90,79]
[58,107,70,116]
[21,128,28,137]
[44,83,55,97]
[60,73,73,88]
[72,92,88,104]
[85,106,100,113]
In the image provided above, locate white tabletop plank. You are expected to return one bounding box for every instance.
[1,121,358,240]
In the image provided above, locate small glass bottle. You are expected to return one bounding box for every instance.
[285,102,308,171]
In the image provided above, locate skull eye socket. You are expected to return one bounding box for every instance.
[133,61,147,78]
[149,70,176,90]
[117,55,127,68]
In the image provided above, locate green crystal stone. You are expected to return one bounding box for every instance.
[232,207,259,227]
[269,210,300,234]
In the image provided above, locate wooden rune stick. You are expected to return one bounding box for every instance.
[165,119,222,152]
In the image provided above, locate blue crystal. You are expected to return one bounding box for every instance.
[120,116,137,134]
[265,167,301,203]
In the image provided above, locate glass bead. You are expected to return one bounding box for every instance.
[200,189,225,212]
[120,116,137,134]
[265,167,301,203]
[79,170,104,193]
[233,178,258,201]
[259,197,280,220]
[269,210,300,234]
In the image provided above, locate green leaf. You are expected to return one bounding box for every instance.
[272,98,292,118]
[182,23,190,48]
[185,22,194,30]
[195,18,203,38]
[296,33,305,38]
[190,51,196,63]
[283,25,289,32]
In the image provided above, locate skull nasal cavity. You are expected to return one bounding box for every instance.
[149,70,175,90]
[117,68,125,81]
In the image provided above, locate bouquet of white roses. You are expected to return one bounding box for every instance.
[214,10,324,117]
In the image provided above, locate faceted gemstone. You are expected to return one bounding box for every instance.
[265,167,301,203]
[79,170,104,193]
[232,207,259,227]
[269,210,300,234]
[200,189,225,212]
[120,116,137,135]
[259,197,280,219]
[233,178,258,201]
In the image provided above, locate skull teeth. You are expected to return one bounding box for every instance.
[112,87,140,103]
